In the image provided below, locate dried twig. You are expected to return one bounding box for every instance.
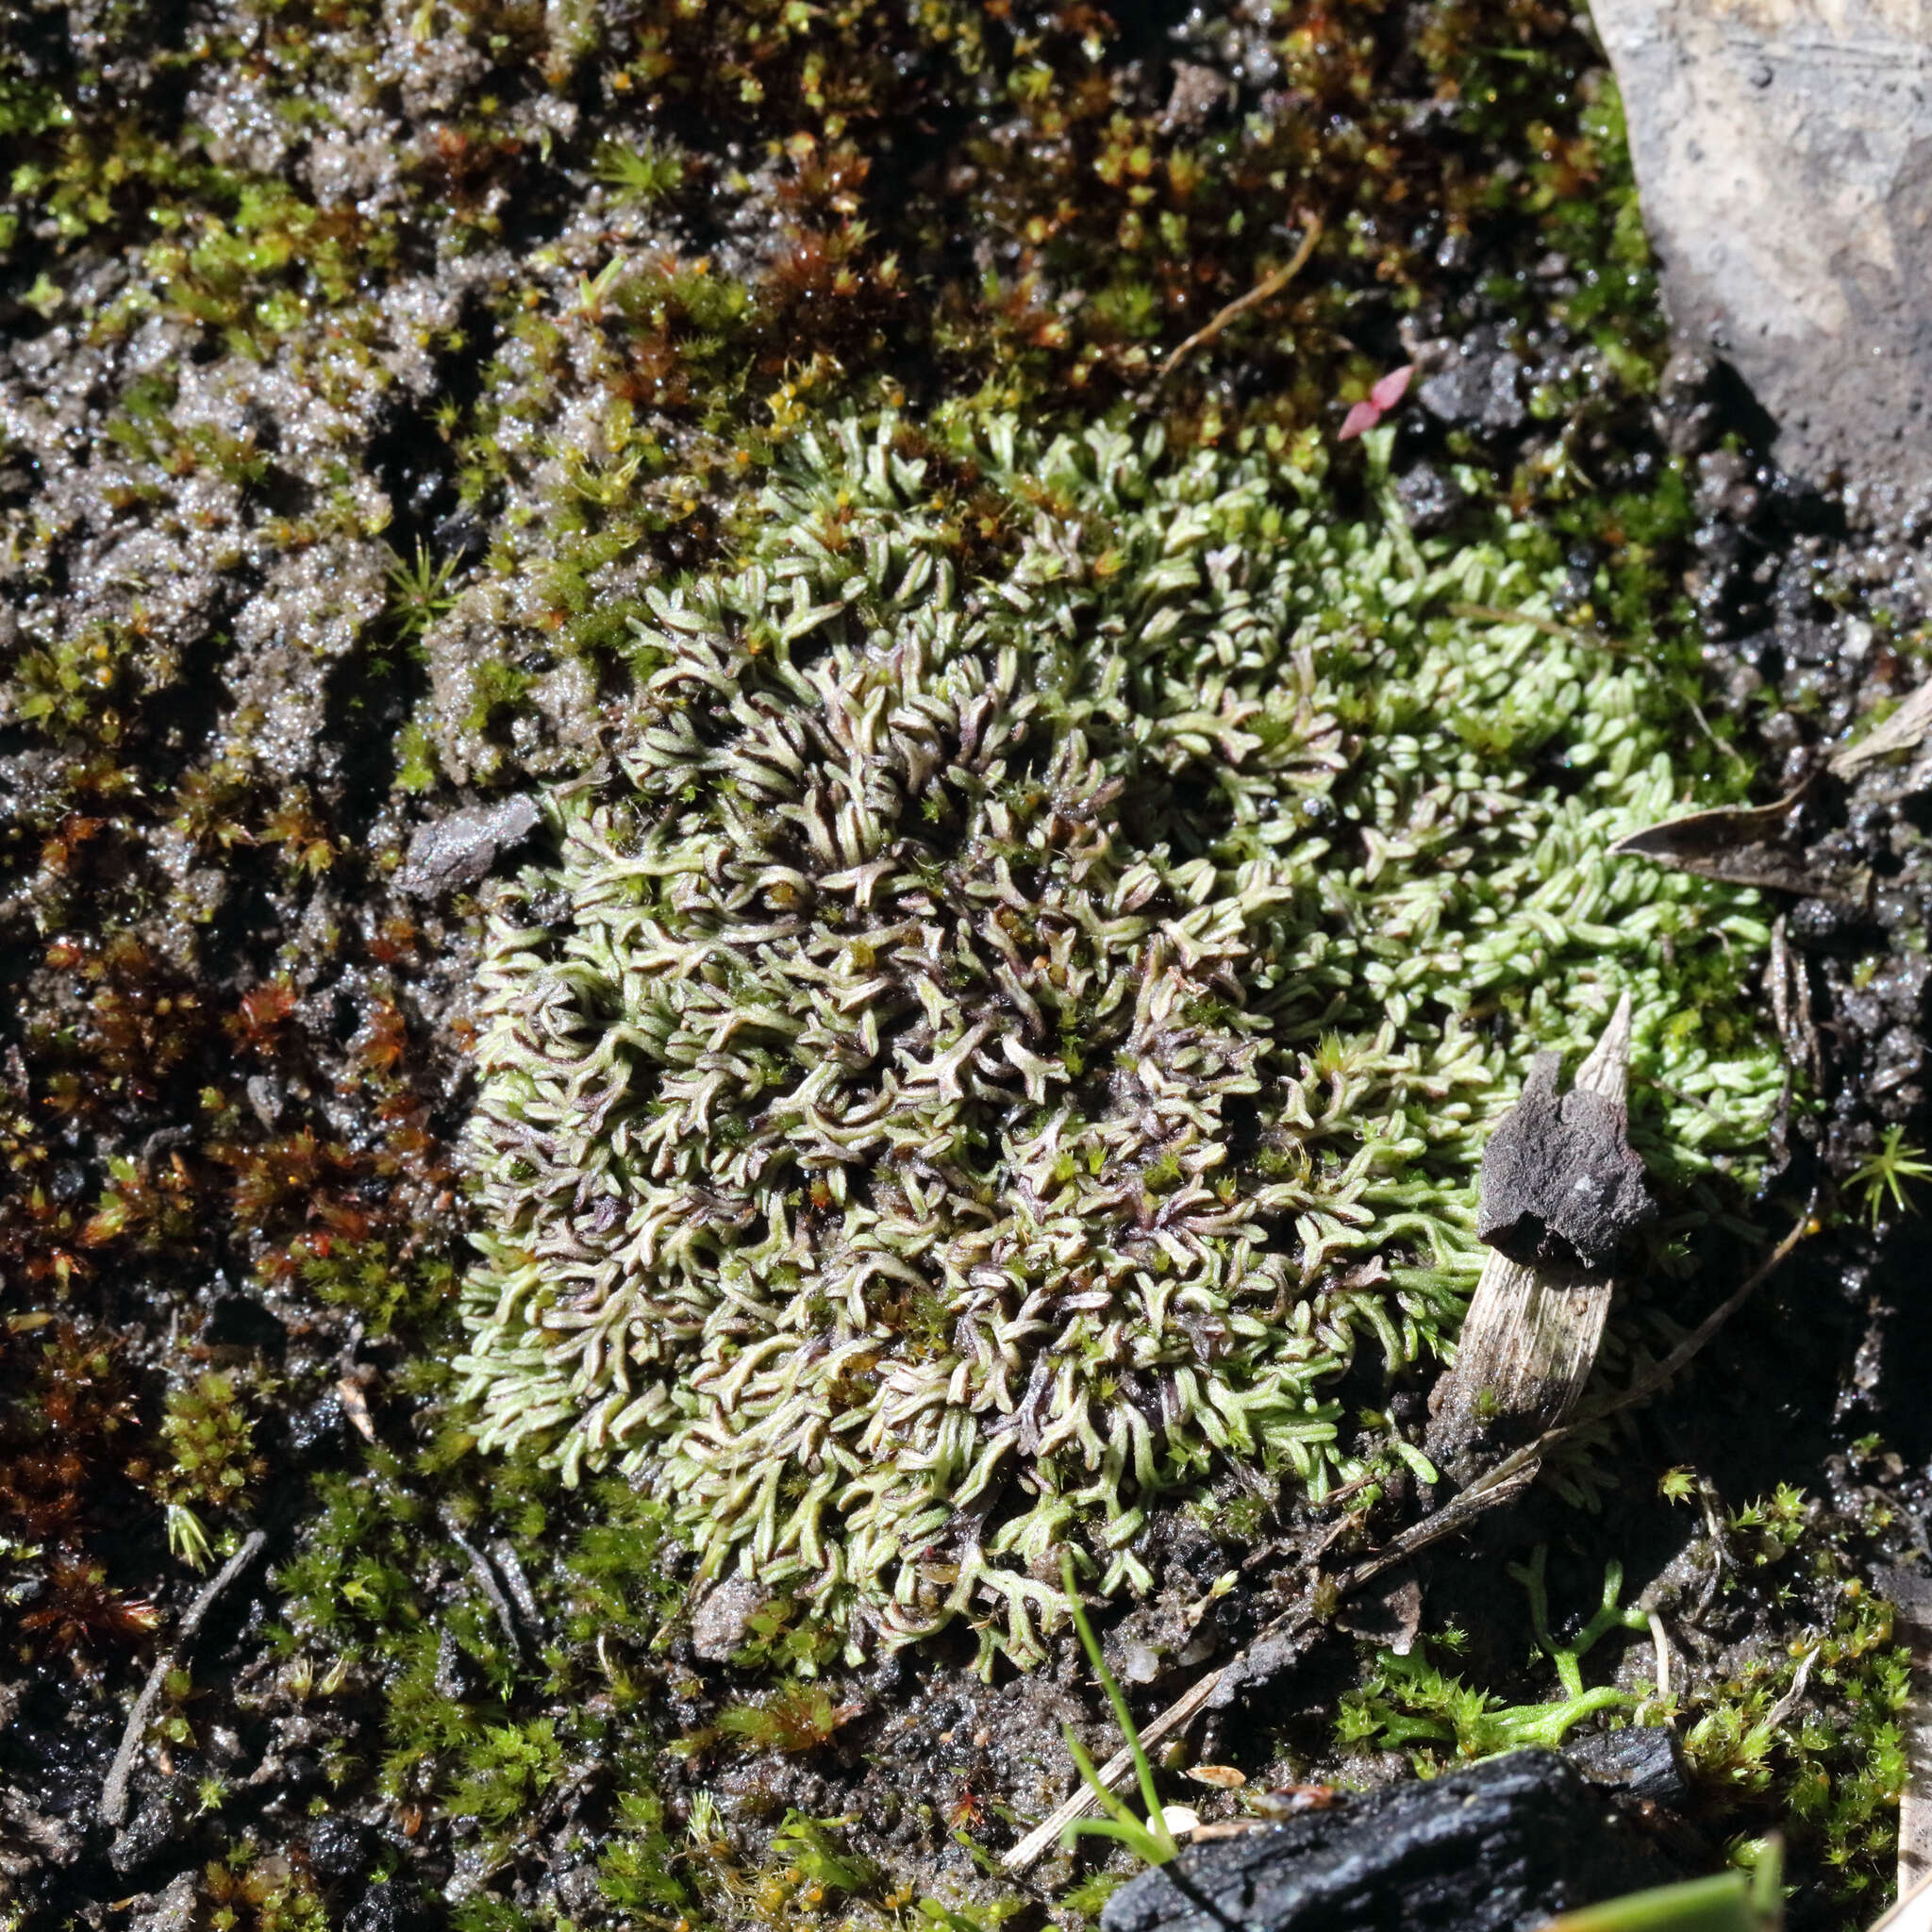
[1646,1611,1673,1703]
[441,1507,526,1661]
[1766,913,1824,1091]
[1002,1205,1813,1874]
[100,1530,268,1828]
[1151,217,1323,387]
[1761,1645,1818,1734]
[489,1536,546,1641]
[1449,602,1614,646]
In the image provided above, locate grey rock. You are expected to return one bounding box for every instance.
[1593,0,1932,496]
[1394,462,1470,536]
[397,795,540,897]
[1331,1574,1422,1657]
[443,1844,500,1907]
[690,1574,769,1662]
[1159,60,1233,132]
[127,1872,199,1932]
[346,1877,434,1932]
[246,1074,286,1130]
[1653,346,1721,456]
[0,1777,84,1877]
[1418,328,1525,432]
[1100,1750,1688,1932]
[1202,1621,1318,1710]
[139,1124,196,1167]
[553,1858,607,1915]
[308,1813,379,1881]
[108,1784,180,1875]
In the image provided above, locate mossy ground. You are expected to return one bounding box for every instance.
[0,2,1924,1929]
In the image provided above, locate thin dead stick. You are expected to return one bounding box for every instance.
[1647,1612,1673,1703]
[1761,1645,1818,1734]
[1449,601,1614,645]
[1002,1205,1812,1875]
[1307,1468,1380,1515]
[100,1529,268,1827]
[443,1517,527,1662]
[1152,216,1323,387]
[1002,1647,1257,1873]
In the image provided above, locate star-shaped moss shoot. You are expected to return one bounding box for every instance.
[457,415,1780,1669]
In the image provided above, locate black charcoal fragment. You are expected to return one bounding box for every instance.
[343,1877,434,1932]
[1475,1053,1656,1272]
[1100,1749,1689,1932]
[308,1814,379,1882]
[1563,1726,1689,1808]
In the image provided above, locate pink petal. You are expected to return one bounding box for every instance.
[1370,363,1414,411]
[1337,399,1380,441]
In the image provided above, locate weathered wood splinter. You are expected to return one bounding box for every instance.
[1426,995,1649,1480]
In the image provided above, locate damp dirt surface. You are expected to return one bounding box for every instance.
[5,1,1932,1929]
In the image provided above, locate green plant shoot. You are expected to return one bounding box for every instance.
[1848,1125,1932,1226]
[1544,1838,1782,1932]
[1057,1551,1179,1868]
